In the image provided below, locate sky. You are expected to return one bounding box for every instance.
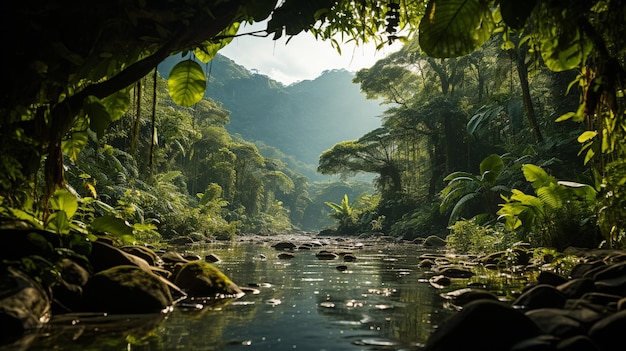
[219,21,403,85]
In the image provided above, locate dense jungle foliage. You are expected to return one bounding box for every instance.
[1,0,625,263]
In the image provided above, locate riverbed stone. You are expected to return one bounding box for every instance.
[81,265,173,314]
[514,284,568,310]
[278,252,295,259]
[51,258,90,312]
[428,275,450,289]
[433,265,475,278]
[556,335,601,351]
[588,309,626,351]
[161,251,189,265]
[525,308,586,338]
[557,277,596,298]
[0,266,51,344]
[537,270,569,286]
[316,251,338,260]
[439,288,499,307]
[205,253,221,263]
[272,241,297,251]
[121,245,159,266]
[89,240,153,273]
[422,299,541,351]
[174,261,243,298]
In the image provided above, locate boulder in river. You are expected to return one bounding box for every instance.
[0,266,51,344]
[81,265,174,314]
[174,261,243,298]
[423,299,541,351]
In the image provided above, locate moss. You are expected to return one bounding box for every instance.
[174,261,242,297]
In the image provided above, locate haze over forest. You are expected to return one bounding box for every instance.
[158,54,385,180]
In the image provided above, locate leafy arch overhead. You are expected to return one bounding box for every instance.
[1,0,624,207]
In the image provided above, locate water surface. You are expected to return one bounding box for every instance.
[26,235,466,351]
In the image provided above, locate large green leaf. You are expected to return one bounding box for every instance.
[479,154,504,184]
[540,27,593,72]
[62,131,88,162]
[168,59,207,107]
[90,215,134,241]
[195,22,241,63]
[419,0,495,58]
[101,89,131,122]
[522,164,557,189]
[499,0,537,30]
[50,189,79,219]
[83,96,112,138]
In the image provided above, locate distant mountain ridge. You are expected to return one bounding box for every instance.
[158,54,384,173]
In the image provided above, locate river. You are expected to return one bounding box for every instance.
[23,234,473,351]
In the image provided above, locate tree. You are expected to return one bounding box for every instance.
[2,0,626,243]
[318,127,402,198]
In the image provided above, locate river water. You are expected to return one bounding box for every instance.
[23,234,473,351]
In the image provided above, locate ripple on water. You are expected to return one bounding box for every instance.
[352,337,399,347]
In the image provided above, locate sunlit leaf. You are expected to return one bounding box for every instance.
[195,22,240,63]
[101,88,131,122]
[522,164,556,189]
[540,27,593,72]
[47,211,70,234]
[90,215,134,239]
[577,131,597,143]
[50,189,79,219]
[168,59,206,107]
[62,131,88,162]
[419,0,495,57]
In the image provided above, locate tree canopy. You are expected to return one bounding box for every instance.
[2,0,625,231]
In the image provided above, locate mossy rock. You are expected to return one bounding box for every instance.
[174,261,243,298]
[82,265,173,314]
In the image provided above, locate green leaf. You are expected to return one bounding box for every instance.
[101,89,131,122]
[90,215,134,239]
[419,0,495,58]
[62,131,89,162]
[84,96,112,137]
[540,27,593,72]
[50,189,78,219]
[47,211,71,234]
[577,131,598,143]
[499,0,537,30]
[195,22,240,63]
[558,181,597,202]
[168,59,207,107]
[522,164,556,189]
[480,154,504,184]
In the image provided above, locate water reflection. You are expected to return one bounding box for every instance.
[25,237,459,351]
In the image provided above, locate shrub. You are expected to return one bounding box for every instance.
[447,219,518,255]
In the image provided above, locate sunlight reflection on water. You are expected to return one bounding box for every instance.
[26,235,467,351]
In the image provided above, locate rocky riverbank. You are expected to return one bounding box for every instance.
[419,246,626,351]
[2,229,625,351]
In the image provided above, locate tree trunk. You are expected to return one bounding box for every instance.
[512,47,544,143]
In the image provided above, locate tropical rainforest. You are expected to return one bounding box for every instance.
[1,0,625,262]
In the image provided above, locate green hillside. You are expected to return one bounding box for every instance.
[158,54,384,175]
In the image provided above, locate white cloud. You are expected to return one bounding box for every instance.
[219,21,402,85]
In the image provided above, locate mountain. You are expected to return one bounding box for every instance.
[158,54,384,174]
